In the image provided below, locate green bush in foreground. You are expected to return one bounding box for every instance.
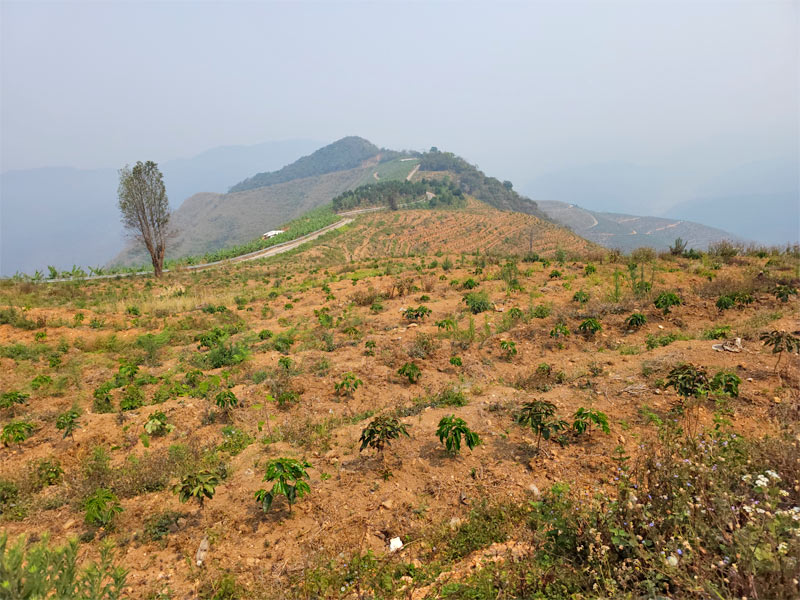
[296,424,800,600]
[0,534,127,599]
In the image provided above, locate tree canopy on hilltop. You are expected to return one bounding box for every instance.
[331,179,464,212]
[420,149,548,219]
[229,136,383,193]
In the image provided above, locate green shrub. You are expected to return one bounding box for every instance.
[0,391,28,412]
[403,305,432,321]
[625,313,647,329]
[530,304,551,319]
[1,421,34,446]
[56,408,81,439]
[0,533,127,597]
[30,374,52,390]
[334,372,362,397]
[119,385,144,411]
[173,470,219,508]
[759,330,800,371]
[702,325,731,340]
[572,408,610,435]
[218,426,253,456]
[710,371,741,397]
[34,458,63,488]
[84,488,122,529]
[254,458,311,514]
[654,291,682,314]
[390,358,421,384]
[666,363,709,398]
[436,415,481,455]
[271,332,295,355]
[716,292,753,311]
[578,318,602,336]
[572,290,590,303]
[359,416,410,455]
[516,401,567,451]
[646,333,678,350]
[205,342,249,368]
[499,339,517,360]
[214,390,240,412]
[773,284,798,303]
[143,411,174,436]
[463,292,492,314]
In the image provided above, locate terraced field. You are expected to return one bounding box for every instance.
[308,199,596,263]
[1,220,798,599]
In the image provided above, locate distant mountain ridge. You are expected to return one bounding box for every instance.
[537,200,747,252]
[523,157,798,246]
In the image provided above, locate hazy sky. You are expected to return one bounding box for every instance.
[2,0,797,185]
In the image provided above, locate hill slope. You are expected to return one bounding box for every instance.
[537,200,746,251]
[112,140,554,267]
[2,228,796,599]
[113,166,378,265]
[304,198,595,264]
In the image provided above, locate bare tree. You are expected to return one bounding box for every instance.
[117,161,172,277]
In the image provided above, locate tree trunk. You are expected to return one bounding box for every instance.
[152,244,165,277]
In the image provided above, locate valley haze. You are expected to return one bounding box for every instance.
[1,1,798,275]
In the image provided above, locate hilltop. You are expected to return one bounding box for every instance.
[228,136,385,193]
[111,139,552,267]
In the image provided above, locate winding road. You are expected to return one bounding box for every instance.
[39,205,399,283]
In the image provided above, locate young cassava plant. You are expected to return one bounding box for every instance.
[173,470,219,509]
[359,416,410,457]
[254,457,311,514]
[397,362,421,384]
[436,415,481,455]
[572,407,610,435]
[515,401,567,451]
[760,330,800,372]
[334,372,362,397]
[56,408,81,440]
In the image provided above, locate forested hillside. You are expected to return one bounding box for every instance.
[228,136,383,193]
[419,149,548,219]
